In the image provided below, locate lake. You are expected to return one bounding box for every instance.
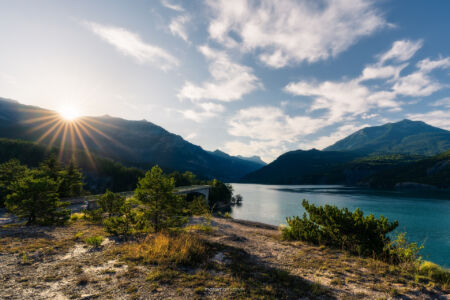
[230,184,450,267]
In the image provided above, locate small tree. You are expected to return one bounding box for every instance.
[208,179,233,212]
[104,198,140,239]
[98,189,125,217]
[5,169,70,225]
[134,166,186,232]
[58,161,84,198]
[39,155,63,182]
[0,159,28,207]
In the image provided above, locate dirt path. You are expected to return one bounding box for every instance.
[200,217,450,300]
[1,217,448,299]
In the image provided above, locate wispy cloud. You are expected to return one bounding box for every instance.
[84,21,179,70]
[431,97,450,108]
[178,46,261,102]
[297,124,368,150]
[378,39,423,64]
[181,102,225,122]
[161,0,184,12]
[285,40,450,121]
[407,110,450,130]
[169,15,190,42]
[206,0,387,68]
[225,106,329,161]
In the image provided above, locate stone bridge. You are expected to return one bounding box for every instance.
[174,185,210,200]
[68,185,211,210]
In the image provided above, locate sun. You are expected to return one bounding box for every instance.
[58,106,80,121]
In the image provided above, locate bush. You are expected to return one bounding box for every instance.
[388,232,424,265]
[120,232,209,266]
[98,189,125,217]
[70,212,85,222]
[188,196,210,216]
[103,198,141,238]
[418,261,450,287]
[82,208,103,222]
[282,199,398,257]
[85,235,104,247]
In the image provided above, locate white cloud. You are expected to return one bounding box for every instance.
[185,132,197,140]
[224,140,283,163]
[225,106,329,160]
[207,0,387,68]
[298,123,367,150]
[417,57,450,72]
[378,39,423,64]
[84,21,179,70]
[285,40,449,121]
[161,0,184,12]
[393,57,450,96]
[178,45,261,102]
[407,110,450,130]
[360,63,407,81]
[431,97,450,108]
[285,79,399,122]
[169,15,190,42]
[228,106,325,142]
[182,102,225,122]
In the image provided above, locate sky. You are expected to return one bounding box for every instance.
[0,0,449,162]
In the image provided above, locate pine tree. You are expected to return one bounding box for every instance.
[59,161,83,198]
[98,189,125,217]
[5,169,70,225]
[134,166,186,232]
[0,159,27,207]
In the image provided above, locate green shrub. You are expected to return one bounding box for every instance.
[388,232,424,265]
[103,198,141,238]
[82,208,103,222]
[418,261,450,287]
[188,196,210,216]
[282,199,398,257]
[98,189,125,217]
[70,212,85,222]
[85,236,104,247]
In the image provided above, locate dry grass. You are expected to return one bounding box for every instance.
[118,232,210,266]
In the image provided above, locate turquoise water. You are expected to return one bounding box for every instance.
[230,184,450,267]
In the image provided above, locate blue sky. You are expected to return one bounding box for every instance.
[0,0,449,162]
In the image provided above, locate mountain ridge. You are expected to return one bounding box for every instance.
[324,119,450,155]
[0,97,262,181]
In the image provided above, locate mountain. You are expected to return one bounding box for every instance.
[325,119,450,156]
[241,149,361,184]
[236,155,266,166]
[0,98,263,181]
[0,138,145,193]
[209,150,266,167]
[362,150,450,189]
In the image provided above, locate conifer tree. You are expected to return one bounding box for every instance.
[0,159,27,207]
[5,169,70,225]
[134,166,186,232]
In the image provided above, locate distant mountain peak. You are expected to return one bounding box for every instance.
[324,119,450,156]
[236,155,267,165]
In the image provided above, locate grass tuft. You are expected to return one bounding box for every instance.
[119,232,209,266]
[85,236,104,247]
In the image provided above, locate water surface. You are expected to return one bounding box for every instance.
[230,184,450,267]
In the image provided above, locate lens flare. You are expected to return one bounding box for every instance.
[58,106,80,121]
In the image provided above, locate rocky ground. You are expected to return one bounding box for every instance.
[0,217,449,299]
